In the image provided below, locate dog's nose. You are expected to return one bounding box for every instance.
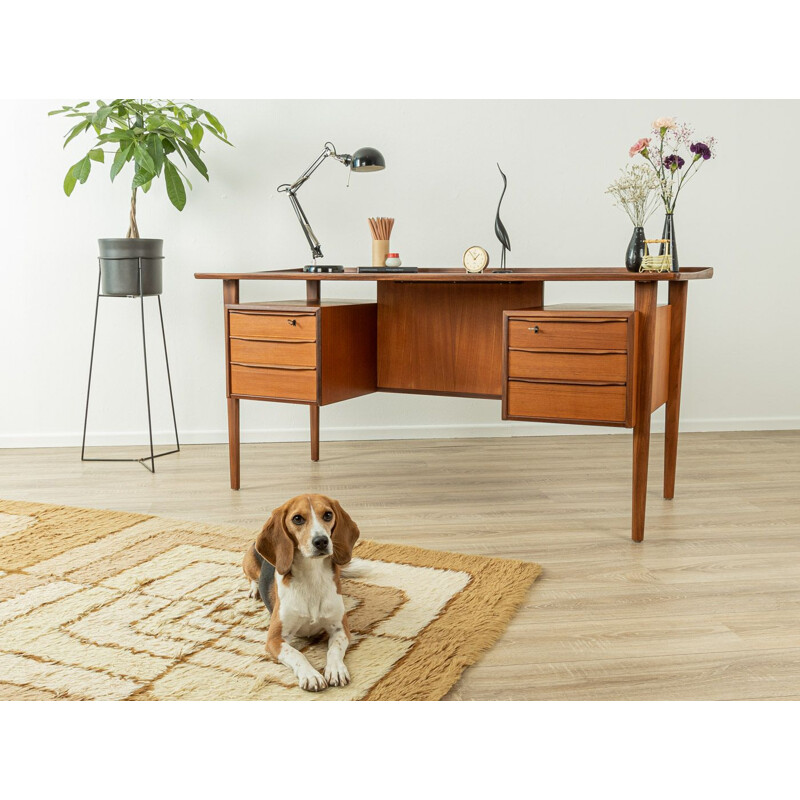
[312,535,329,551]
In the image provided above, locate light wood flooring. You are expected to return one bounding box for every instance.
[2,430,799,700]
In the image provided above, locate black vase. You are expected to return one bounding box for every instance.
[625,226,645,272]
[660,213,679,272]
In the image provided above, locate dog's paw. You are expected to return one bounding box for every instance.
[298,666,327,692]
[324,660,350,687]
[248,581,259,600]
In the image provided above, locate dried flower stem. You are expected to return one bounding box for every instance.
[606,165,661,228]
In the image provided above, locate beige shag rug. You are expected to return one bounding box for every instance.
[0,499,541,701]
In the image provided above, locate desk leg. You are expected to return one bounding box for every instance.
[223,279,240,490]
[310,405,319,462]
[306,283,320,462]
[632,281,658,542]
[227,398,241,489]
[664,281,688,499]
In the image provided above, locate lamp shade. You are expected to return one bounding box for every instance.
[350,147,385,172]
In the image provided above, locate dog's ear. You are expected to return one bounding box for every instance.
[255,504,295,575]
[330,498,360,566]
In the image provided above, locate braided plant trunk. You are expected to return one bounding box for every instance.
[126,188,140,238]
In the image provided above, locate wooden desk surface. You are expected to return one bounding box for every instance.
[195,267,713,282]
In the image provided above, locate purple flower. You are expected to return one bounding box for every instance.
[664,154,685,171]
[690,142,712,160]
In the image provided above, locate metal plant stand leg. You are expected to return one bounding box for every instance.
[139,259,156,471]
[81,256,180,472]
[158,294,180,454]
[80,266,103,464]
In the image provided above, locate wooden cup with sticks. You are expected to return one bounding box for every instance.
[368,217,395,266]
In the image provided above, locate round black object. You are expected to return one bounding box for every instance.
[98,238,164,296]
[350,147,385,172]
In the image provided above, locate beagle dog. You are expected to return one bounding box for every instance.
[242,494,360,692]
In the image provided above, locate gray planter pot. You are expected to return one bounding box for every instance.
[99,238,163,296]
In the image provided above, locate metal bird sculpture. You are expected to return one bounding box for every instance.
[494,163,511,272]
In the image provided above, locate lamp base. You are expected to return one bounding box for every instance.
[303,265,344,273]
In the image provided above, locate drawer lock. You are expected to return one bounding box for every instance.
[288,319,297,326]
[528,325,540,333]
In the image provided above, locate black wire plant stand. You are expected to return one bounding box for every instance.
[81,256,180,472]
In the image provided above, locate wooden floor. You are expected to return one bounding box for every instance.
[2,430,799,700]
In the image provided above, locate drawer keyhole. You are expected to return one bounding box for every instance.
[288,319,297,326]
[528,325,540,333]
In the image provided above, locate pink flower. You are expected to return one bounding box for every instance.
[653,116,676,130]
[629,138,651,157]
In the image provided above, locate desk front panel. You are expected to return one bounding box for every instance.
[508,350,628,383]
[229,338,317,368]
[507,381,628,424]
[230,364,318,402]
[229,310,317,340]
[508,318,629,350]
[376,281,544,397]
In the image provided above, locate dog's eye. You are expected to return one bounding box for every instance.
[291,514,305,525]
[322,511,333,522]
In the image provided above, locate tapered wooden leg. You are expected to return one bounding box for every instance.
[664,281,688,499]
[227,397,240,489]
[222,279,241,490]
[310,405,319,462]
[632,281,658,542]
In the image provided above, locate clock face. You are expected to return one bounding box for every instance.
[463,246,489,273]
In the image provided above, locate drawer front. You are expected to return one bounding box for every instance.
[230,364,317,402]
[229,312,317,341]
[230,338,317,368]
[508,319,628,351]
[507,380,627,424]
[508,350,627,383]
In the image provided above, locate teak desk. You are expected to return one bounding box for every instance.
[195,267,713,541]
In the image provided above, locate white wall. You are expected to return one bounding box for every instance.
[2,100,798,448]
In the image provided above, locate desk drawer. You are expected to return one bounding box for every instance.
[230,364,317,402]
[230,338,317,368]
[508,350,628,383]
[508,318,628,351]
[507,380,628,424]
[229,311,317,341]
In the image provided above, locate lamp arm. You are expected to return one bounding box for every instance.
[288,191,323,260]
[277,142,353,263]
[279,142,351,195]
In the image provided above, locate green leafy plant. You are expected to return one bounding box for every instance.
[50,99,232,238]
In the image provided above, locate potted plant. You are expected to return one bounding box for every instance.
[51,99,231,295]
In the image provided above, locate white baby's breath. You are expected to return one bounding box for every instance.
[606,164,661,228]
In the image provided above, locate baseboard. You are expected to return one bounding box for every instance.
[2,417,799,449]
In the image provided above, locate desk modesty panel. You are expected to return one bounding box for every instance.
[195,267,713,542]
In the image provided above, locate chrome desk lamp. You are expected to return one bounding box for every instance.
[277,141,386,273]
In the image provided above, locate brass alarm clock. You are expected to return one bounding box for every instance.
[463,245,490,273]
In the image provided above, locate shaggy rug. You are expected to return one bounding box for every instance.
[0,500,541,701]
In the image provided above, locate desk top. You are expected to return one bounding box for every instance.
[195,267,713,283]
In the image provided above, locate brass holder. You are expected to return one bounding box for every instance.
[640,238,673,273]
